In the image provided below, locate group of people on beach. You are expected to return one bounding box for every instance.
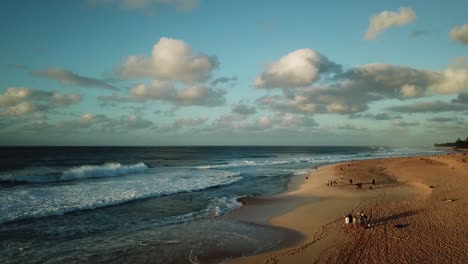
[327,180,337,186]
[344,212,370,228]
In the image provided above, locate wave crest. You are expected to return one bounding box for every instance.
[0,162,148,183]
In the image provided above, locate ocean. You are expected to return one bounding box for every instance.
[0,146,449,263]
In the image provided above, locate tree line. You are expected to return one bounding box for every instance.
[435,137,468,148]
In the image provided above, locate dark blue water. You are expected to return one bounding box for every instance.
[0,146,449,263]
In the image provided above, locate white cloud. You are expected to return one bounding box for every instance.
[277,113,318,127]
[346,63,468,97]
[210,112,318,132]
[35,113,155,132]
[387,101,468,113]
[256,58,468,115]
[0,87,81,117]
[365,7,416,40]
[257,86,375,115]
[129,81,226,106]
[130,80,176,99]
[120,37,218,83]
[449,24,468,45]
[400,84,423,98]
[5,102,40,116]
[254,49,340,88]
[430,68,468,94]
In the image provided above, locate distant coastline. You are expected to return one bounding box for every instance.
[434,136,468,149]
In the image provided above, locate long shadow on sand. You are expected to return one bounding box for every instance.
[371,210,420,227]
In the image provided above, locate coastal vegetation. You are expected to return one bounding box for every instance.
[435,137,468,148]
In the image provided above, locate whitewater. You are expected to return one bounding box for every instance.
[0,146,452,264]
[0,167,241,223]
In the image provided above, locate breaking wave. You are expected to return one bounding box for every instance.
[0,162,148,183]
[0,170,242,224]
[197,158,313,169]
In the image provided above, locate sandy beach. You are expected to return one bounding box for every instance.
[228,152,468,263]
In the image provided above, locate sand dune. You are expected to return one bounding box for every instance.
[229,152,468,264]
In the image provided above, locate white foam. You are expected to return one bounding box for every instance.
[0,169,242,224]
[61,162,148,181]
[205,196,244,217]
[0,162,148,183]
[197,158,314,169]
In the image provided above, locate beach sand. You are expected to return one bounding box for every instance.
[228,152,468,263]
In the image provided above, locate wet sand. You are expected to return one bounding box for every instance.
[228,152,468,263]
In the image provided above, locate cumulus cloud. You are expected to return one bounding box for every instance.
[386,101,468,113]
[242,116,274,131]
[130,80,176,99]
[87,0,199,12]
[254,49,341,88]
[344,64,430,97]
[31,113,155,132]
[348,64,468,95]
[32,68,118,91]
[449,24,468,45]
[211,113,318,132]
[0,87,81,117]
[256,55,468,116]
[120,37,218,83]
[256,86,378,115]
[433,68,468,94]
[365,7,416,40]
[129,81,226,106]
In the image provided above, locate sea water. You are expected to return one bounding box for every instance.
[0,146,449,263]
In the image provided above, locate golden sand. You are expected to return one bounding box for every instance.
[229,152,468,264]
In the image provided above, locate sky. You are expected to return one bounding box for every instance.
[0,0,467,146]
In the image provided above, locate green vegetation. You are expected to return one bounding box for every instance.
[435,137,468,148]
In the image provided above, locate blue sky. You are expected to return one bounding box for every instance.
[1,0,467,146]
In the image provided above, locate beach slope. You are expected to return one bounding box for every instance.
[230,153,468,263]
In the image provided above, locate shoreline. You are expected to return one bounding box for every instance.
[227,152,468,263]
